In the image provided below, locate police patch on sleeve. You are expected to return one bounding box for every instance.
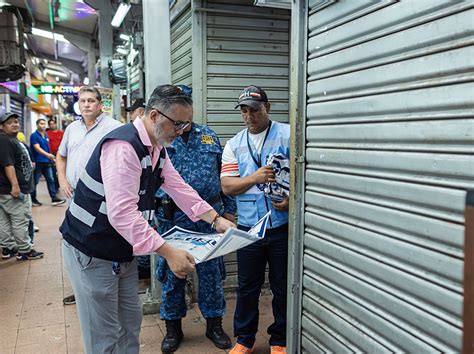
[201,135,214,145]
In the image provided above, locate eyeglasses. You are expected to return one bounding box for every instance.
[154,109,190,132]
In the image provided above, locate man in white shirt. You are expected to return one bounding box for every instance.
[56,86,122,304]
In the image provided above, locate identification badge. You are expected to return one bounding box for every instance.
[201,135,214,145]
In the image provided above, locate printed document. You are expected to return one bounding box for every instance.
[161,211,271,263]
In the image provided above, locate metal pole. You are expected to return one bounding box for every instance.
[287,0,307,352]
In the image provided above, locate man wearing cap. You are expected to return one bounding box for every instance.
[0,112,44,260]
[126,98,146,122]
[155,85,235,352]
[221,86,290,354]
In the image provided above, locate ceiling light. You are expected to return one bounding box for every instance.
[83,77,89,85]
[116,47,128,55]
[254,0,291,9]
[111,2,131,28]
[44,69,68,78]
[31,27,70,43]
[120,33,130,41]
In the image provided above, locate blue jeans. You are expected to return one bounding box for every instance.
[234,223,288,347]
[31,162,57,200]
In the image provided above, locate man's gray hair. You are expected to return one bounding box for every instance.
[145,84,193,114]
[78,86,102,102]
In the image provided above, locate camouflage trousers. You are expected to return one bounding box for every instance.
[156,255,226,320]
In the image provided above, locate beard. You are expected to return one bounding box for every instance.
[153,121,173,147]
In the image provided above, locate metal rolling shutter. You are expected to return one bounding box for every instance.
[300,0,474,352]
[171,3,192,86]
[195,0,290,288]
[9,97,24,130]
[202,0,290,143]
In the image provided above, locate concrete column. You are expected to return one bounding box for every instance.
[141,0,172,314]
[88,40,97,87]
[97,1,113,88]
[143,0,171,98]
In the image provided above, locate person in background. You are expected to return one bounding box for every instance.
[16,130,39,241]
[221,86,290,354]
[30,118,64,206]
[0,112,44,261]
[47,118,64,190]
[125,98,145,122]
[56,86,122,306]
[155,85,235,352]
[46,118,64,156]
[60,84,235,354]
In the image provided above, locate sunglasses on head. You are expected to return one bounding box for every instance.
[154,109,190,131]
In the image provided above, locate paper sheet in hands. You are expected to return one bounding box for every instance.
[161,211,271,263]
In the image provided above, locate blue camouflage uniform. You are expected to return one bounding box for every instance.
[155,123,236,320]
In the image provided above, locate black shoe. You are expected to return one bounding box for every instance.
[52,197,66,206]
[16,249,44,261]
[31,198,42,206]
[206,317,231,349]
[63,294,76,305]
[2,248,18,259]
[161,319,183,353]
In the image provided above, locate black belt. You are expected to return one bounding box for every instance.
[156,192,222,220]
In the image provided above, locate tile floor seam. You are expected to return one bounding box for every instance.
[13,261,30,350]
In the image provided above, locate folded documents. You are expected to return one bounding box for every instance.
[161,211,271,263]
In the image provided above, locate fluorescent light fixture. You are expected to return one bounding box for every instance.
[31,27,70,43]
[44,69,68,78]
[116,47,128,55]
[254,0,291,9]
[83,77,90,85]
[120,33,130,41]
[111,2,131,28]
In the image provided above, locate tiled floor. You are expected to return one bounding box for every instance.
[0,181,274,353]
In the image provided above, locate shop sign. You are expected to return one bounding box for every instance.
[38,84,82,95]
[0,81,21,94]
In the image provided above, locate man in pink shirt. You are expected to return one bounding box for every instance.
[60,85,235,354]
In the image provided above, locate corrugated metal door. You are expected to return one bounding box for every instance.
[171,3,192,86]
[9,97,24,130]
[193,0,291,288]
[297,0,474,352]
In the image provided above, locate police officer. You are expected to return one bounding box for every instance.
[156,85,236,352]
[221,86,290,354]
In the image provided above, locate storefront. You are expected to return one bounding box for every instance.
[287,1,474,352]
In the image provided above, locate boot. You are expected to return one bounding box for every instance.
[206,317,232,349]
[161,319,183,353]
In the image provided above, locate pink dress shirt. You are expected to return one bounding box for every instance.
[100,118,213,255]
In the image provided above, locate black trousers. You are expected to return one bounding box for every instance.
[234,223,288,347]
